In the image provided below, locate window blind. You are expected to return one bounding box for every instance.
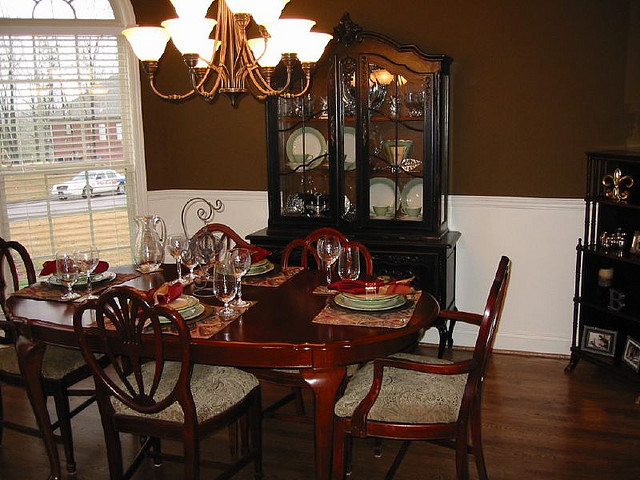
[0,33,136,268]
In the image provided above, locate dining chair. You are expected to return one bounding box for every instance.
[257,227,375,424]
[192,222,253,251]
[0,236,100,474]
[73,285,263,480]
[281,227,374,275]
[332,256,511,480]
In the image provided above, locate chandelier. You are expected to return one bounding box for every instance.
[122,0,332,106]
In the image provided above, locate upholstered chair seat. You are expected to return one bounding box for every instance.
[334,353,468,424]
[0,344,89,380]
[113,362,259,423]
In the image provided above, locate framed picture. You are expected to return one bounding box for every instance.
[581,326,617,357]
[622,337,640,372]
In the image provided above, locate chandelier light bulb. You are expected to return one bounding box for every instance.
[249,0,290,26]
[122,26,171,61]
[296,32,333,63]
[169,0,214,19]
[248,38,283,67]
[161,17,217,55]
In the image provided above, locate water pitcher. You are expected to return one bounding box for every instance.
[133,215,166,273]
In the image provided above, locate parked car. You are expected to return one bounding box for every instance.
[51,169,126,200]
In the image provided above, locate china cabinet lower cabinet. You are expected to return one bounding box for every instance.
[567,150,640,381]
[248,14,460,345]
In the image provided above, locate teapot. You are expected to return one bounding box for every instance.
[133,215,166,273]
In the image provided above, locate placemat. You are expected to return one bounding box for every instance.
[91,301,257,340]
[10,273,140,303]
[242,266,303,287]
[312,292,422,329]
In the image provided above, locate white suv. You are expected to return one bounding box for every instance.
[51,169,126,200]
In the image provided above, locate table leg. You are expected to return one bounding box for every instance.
[15,335,61,480]
[301,367,346,480]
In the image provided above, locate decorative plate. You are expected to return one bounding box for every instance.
[48,271,116,287]
[286,126,327,170]
[401,178,423,208]
[343,126,357,171]
[369,177,398,215]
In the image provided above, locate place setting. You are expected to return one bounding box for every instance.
[11,246,138,302]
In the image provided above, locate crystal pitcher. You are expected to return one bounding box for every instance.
[133,215,166,273]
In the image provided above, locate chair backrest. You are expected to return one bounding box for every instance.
[192,223,252,253]
[0,237,36,339]
[73,286,197,422]
[464,256,511,410]
[281,228,374,276]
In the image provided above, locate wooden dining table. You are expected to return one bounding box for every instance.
[7,264,439,480]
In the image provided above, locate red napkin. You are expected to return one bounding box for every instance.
[328,278,415,295]
[150,282,183,305]
[40,260,109,277]
[249,245,271,263]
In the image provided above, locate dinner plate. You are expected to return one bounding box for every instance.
[286,126,327,170]
[343,126,356,171]
[167,295,199,311]
[334,293,409,312]
[339,293,405,308]
[369,177,398,214]
[48,271,116,287]
[159,302,205,324]
[401,178,423,209]
[245,260,276,277]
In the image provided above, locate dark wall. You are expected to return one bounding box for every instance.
[130,0,636,198]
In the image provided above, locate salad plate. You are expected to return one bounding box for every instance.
[245,260,276,277]
[286,126,327,170]
[159,302,205,324]
[334,293,409,312]
[167,295,199,312]
[48,271,116,287]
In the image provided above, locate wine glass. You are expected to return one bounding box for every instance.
[227,248,252,307]
[181,238,200,281]
[316,235,342,284]
[55,251,80,300]
[74,245,100,299]
[338,245,361,281]
[167,233,187,283]
[212,260,238,319]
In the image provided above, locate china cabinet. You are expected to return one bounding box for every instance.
[248,14,460,319]
[567,150,640,381]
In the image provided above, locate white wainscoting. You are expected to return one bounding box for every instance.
[148,190,583,356]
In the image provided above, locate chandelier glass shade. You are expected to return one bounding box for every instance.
[122,0,332,105]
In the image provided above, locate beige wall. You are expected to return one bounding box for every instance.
[130,0,636,198]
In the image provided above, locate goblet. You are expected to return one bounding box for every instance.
[167,233,187,283]
[316,235,342,284]
[227,248,252,307]
[338,245,361,281]
[74,245,100,299]
[212,260,238,319]
[55,251,80,300]
[181,238,200,281]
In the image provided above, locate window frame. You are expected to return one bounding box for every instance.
[0,0,148,243]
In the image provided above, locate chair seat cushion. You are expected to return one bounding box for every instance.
[0,344,89,380]
[334,353,468,424]
[112,362,259,423]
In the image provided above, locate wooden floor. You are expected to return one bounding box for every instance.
[1,346,640,480]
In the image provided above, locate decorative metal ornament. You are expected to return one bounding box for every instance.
[602,168,634,201]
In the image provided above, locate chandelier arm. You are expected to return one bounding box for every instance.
[145,69,198,102]
[244,65,278,96]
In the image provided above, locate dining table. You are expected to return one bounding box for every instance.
[7,263,439,480]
